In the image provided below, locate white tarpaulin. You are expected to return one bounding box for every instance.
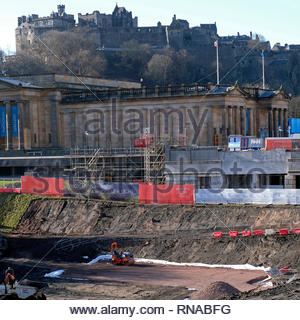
[195,188,300,204]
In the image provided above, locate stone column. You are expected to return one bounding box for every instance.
[222,106,229,145]
[228,106,232,136]
[17,101,25,150]
[274,108,279,137]
[207,107,213,145]
[248,108,253,136]
[284,109,288,137]
[241,107,246,135]
[5,102,12,150]
[268,109,273,137]
[22,101,31,150]
[235,106,241,135]
[251,107,256,136]
[278,109,283,137]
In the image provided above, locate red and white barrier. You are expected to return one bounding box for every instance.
[292,228,300,235]
[279,229,289,236]
[213,228,300,238]
[213,232,223,238]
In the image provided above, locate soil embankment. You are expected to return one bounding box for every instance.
[13,198,300,236]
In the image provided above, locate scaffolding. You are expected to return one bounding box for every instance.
[65,135,185,185]
[66,147,143,182]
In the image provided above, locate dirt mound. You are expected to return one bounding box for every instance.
[228,277,300,300]
[193,281,240,299]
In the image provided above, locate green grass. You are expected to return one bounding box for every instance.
[0,180,20,187]
[0,193,41,229]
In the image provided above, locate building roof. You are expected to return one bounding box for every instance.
[258,90,275,98]
[0,77,41,89]
[210,87,229,94]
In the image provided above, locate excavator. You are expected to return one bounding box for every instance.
[111,242,134,266]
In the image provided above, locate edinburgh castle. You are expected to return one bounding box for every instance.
[12,5,300,96]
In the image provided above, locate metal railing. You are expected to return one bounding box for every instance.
[61,84,212,104]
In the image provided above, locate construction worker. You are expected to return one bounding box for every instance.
[4,267,16,290]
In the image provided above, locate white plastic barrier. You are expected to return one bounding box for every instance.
[195,188,300,205]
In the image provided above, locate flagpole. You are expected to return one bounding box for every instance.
[216,41,220,85]
[262,50,265,89]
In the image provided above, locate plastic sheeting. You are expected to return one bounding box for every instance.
[289,118,300,134]
[139,184,195,204]
[195,188,300,205]
[21,176,64,197]
[65,181,139,201]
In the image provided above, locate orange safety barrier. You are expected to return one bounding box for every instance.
[229,231,238,237]
[279,229,289,236]
[21,176,64,197]
[241,230,252,237]
[292,228,300,235]
[0,188,21,193]
[213,232,223,238]
[253,230,263,236]
[139,184,194,204]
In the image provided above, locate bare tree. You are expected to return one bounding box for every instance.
[117,40,152,79]
[0,50,5,75]
[145,54,173,85]
[6,31,107,77]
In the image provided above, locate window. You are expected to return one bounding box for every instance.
[198,176,210,189]
[48,133,52,144]
[227,175,252,189]
[34,133,37,144]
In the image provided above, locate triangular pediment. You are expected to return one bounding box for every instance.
[227,86,249,97]
[274,88,290,100]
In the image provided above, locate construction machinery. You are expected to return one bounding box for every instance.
[111,242,134,266]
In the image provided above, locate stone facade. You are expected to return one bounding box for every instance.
[16,5,75,52]
[16,4,220,52]
[0,76,290,151]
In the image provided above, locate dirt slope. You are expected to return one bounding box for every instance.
[14,199,300,236]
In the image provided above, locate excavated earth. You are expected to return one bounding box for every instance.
[0,198,300,299]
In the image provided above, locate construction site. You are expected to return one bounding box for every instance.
[0,194,299,300]
[0,72,299,300]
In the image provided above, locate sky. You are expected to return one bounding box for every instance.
[1,0,299,53]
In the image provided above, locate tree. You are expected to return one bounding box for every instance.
[288,52,300,96]
[288,97,300,118]
[5,31,107,77]
[0,50,5,75]
[145,54,173,85]
[5,51,46,76]
[117,40,152,79]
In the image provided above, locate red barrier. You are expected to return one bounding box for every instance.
[139,184,194,204]
[0,188,21,193]
[265,138,292,151]
[213,232,223,238]
[241,230,252,237]
[279,267,290,274]
[279,229,289,236]
[229,231,238,237]
[253,230,263,236]
[292,228,300,235]
[21,176,64,197]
